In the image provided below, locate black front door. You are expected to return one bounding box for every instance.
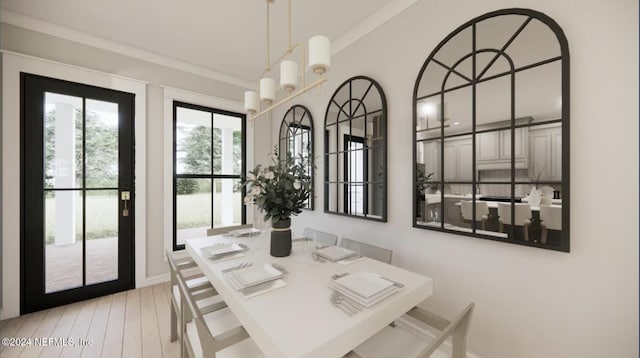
[21,73,135,314]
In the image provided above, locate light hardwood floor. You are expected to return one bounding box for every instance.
[0,282,180,358]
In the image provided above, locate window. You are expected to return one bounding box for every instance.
[173,101,246,250]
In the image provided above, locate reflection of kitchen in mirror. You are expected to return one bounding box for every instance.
[413,9,569,252]
[325,76,387,221]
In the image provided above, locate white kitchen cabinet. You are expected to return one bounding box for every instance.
[420,140,441,180]
[528,123,562,181]
[477,128,528,170]
[444,135,472,181]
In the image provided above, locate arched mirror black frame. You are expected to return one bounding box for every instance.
[279,105,314,210]
[324,76,387,222]
[412,8,570,252]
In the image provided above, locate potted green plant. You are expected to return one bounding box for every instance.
[242,148,311,257]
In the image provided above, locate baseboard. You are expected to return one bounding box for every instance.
[137,273,169,288]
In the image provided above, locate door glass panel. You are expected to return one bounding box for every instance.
[86,190,119,285]
[176,107,212,175]
[176,178,212,246]
[213,179,242,228]
[44,93,83,189]
[45,190,83,293]
[213,113,242,175]
[85,99,119,188]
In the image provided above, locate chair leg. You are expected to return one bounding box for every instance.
[170,305,178,342]
[523,223,530,242]
[541,225,548,244]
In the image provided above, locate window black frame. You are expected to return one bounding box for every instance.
[172,101,246,251]
[412,8,570,252]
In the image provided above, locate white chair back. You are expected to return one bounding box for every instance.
[351,303,475,358]
[207,224,253,236]
[497,203,532,225]
[339,237,392,264]
[302,228,338,246]
[460,200,489,221]
[540,205,562,230]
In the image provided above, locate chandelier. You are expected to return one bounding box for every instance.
[243,0,330,120]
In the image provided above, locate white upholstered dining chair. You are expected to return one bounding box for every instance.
[176,274,264,358]
[539,205,562,244]
[166,250,225,356]
[497,202,532,241]
[460,200,490,230]
[347,303,474,358]
[339,237,393,264]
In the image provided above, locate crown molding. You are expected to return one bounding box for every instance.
[0,8,256,90]
[332,0,419,55]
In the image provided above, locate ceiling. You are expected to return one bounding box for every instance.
[0,0,409,86]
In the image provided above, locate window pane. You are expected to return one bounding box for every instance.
[86,190,118,285]
[44,93,83,189]
[176,107,212,175]
[45,190,83,293]
[213,113,242,175]
[212,179,242,228]
[86,99,119,188]
[176,178,212,246]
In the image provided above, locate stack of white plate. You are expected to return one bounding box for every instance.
[225,264,284,291]
[330,271,399,307]
[314,246,358,262]
[203,243,244,259]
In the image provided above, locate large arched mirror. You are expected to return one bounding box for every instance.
[413,9,570,251]
[325,76,387,221]
[279,105,314,209]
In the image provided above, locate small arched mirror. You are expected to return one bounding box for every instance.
[279,105,314,209]
[324,76,387,221]
[413,8,570,251]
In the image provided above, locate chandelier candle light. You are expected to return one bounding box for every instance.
[244,0,330,120]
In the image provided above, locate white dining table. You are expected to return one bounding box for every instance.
[185,232,433,358]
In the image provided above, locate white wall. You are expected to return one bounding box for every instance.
[268,0,639,357]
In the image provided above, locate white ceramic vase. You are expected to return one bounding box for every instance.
[528,187,541,207]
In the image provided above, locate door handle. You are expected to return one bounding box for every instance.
[121,191,130,217]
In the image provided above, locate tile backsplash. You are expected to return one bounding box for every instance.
[478,169,561,197]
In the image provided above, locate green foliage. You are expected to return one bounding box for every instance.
[242,147,312,224]
[179,125,213,173]
[44,109,118,188]
[176,179,199,194]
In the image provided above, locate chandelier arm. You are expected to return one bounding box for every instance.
[249,77,327,121]
[259,42,304,78]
